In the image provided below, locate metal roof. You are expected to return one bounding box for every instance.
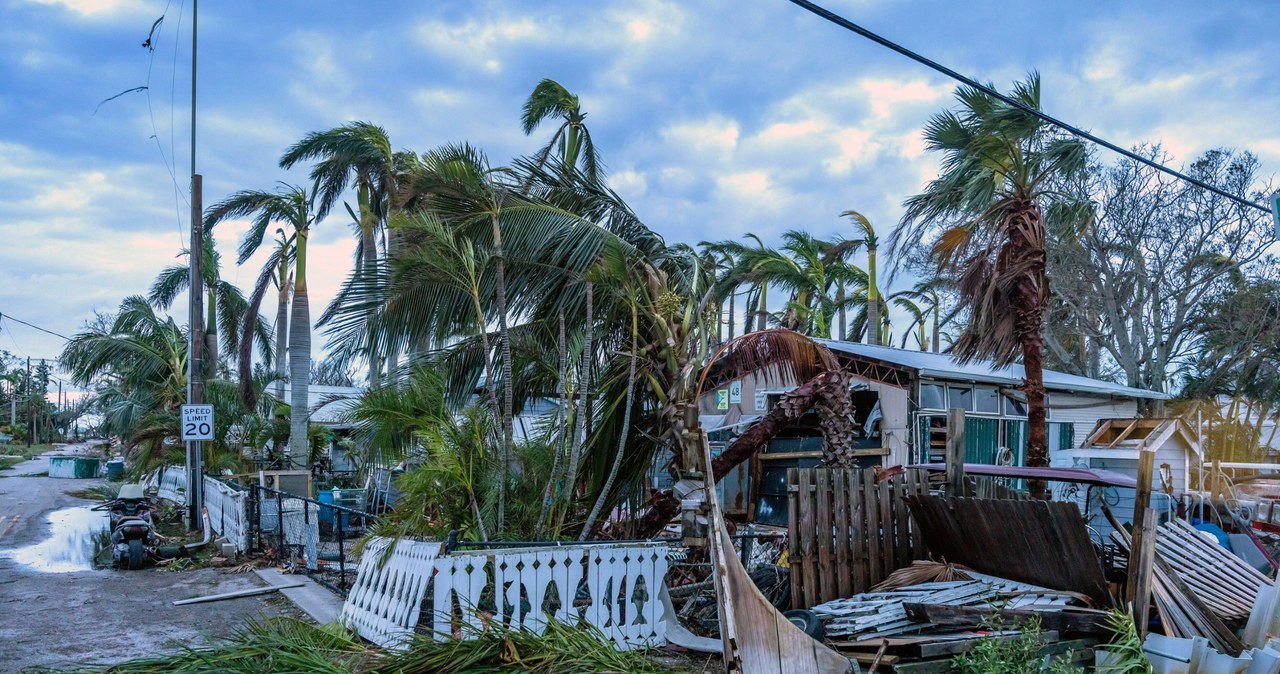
[815,339,1168,400]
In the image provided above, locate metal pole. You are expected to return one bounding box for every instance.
[276,490,284,559]
[25,357,31,448]
[337,509,345,591]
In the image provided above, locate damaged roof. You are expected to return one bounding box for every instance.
[815,339,1168,400]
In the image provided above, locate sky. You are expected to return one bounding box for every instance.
[1,0,1278,384]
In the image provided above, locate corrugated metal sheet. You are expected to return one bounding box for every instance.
[964,417,999,464]
[816,340,1167,400]
[905,494,1112,605]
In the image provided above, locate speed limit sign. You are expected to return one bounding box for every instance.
[181,404,215,441]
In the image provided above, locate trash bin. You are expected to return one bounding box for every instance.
[105,458,125,480]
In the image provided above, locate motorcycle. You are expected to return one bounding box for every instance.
[93,484,160,570]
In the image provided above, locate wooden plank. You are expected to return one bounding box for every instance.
[798,469,818,610]
[816,468,836,604]
[901,603,1111,634]
[945,408,965,496]
[863,468,882,588]
[893,475,911,571]
[833,469,852,600]
[851,470,868,594]
[1131,509,1157,637]
[1125,450,1155,612]
[878,474,894,581]
[788,467,803,611]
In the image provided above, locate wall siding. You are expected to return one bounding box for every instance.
[1045,394,1140,448]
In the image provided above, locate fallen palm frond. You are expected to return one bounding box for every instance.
[373,619,672,674]
[65,485,120,501]
[871,560,973,592]
[1097,609,1152,674]
[70,618,371,674]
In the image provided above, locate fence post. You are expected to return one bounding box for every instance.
[946,407,967,497]
[276,490,285,560]
[247,485,258,554]
[337,509,346,591]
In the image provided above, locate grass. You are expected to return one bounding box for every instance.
[66,485,120,501]
[0,456,21,471]
[56,616,684,674]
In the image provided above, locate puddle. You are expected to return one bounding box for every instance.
[4,506,111,572]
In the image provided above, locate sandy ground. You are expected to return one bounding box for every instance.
[0,444,294,672]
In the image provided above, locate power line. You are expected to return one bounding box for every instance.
[786,0,1272,215]
[0,313,71,341]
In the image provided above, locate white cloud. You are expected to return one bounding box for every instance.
[24,0,153,17]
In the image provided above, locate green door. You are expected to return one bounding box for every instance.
[964,417,1000,464]
[1005,420,1027,466]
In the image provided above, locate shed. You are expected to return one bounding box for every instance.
[1050,418,1203,541]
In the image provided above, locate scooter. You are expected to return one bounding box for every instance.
[93,484,159,570]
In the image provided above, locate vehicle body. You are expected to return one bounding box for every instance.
[93,484,159,570]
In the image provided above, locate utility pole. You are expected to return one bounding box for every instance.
[185,0,205,531]
[25,357,31,448]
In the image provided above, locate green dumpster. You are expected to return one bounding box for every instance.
[49,456,101,479]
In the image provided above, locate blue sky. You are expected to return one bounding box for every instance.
[2,0,1278,374]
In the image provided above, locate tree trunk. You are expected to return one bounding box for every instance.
[556,282,593,536]
[632,368,846,538]
[536,311,569,537]
[1011,205,1050,497]
[288,231,311,468]
[756,282,768,331]
[274,272,290,403]
[361,185,381,388]
[491,212,515,533]
[205,288,219,376]
[837,283,846,341]
[867,248,879,345]
[580,305,637,540]
[727,287,736,341]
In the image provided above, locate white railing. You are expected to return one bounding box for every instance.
[156,465,186,504]
[340,538,670,652]
[203,477,250,552]
[340,538,442,649]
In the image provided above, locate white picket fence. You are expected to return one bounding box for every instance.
[340,537,670,651]
[155,464,187,504]
[203,476,250,552]
[340,538,443,649]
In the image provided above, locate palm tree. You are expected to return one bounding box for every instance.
[280,122,400,386]
[892,73,1090,493]
[841,210,881,345]
[520,79,601,183]
[148,233,271,375]
[721,231,864,337]
[205,184,319,466]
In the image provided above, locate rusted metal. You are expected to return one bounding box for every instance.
[904,494,1112,606]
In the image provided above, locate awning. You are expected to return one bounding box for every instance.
[909,463,1138,489]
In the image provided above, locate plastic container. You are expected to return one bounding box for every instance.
[105,458,125,480]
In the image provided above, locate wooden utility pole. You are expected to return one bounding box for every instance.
[946,407,966,496]
[25,357,31,448]
[185,0,205,531]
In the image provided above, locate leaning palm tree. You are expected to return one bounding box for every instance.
[892,73,1090,493]
[205,184,319,467]
[520,78,602,184]
[722,231,864,337]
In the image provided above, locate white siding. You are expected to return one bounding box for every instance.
[1046,393,1139,447]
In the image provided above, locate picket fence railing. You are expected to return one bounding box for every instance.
[155,464,187,504]
[203,476,250,552]
[340,537,670,651]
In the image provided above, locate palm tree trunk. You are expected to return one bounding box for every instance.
[205,288,219,375]
[536,311,569,537]
[579,305,637,540]
[361,185,381,388]
[632,368,844,538]
[932,300,941,353]
[557,282,593,536]
[867,248,879,345]
[288,231,311,467]
[756,282,768,331]
[274,273,289,403]
[727,288,736,341]
[837,283,847,341]
[490,213,515,533]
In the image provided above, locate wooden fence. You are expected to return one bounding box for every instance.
[787,467,930,609]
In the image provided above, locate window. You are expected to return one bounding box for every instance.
[1004,395,1027,417]
[920,383,945,409]
[948,386,973,411]
[975,386,1000,414]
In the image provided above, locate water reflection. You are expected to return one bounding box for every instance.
[4,506,110,572]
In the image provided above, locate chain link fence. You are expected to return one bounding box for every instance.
[247,484,375,596]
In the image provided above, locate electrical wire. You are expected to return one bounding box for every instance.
[786,0,1273,215]
[0,312,70,341]
[140,0,188,249]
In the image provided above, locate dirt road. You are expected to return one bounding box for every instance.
[0,445,294,672]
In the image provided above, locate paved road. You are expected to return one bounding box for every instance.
[0,445,294,672]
